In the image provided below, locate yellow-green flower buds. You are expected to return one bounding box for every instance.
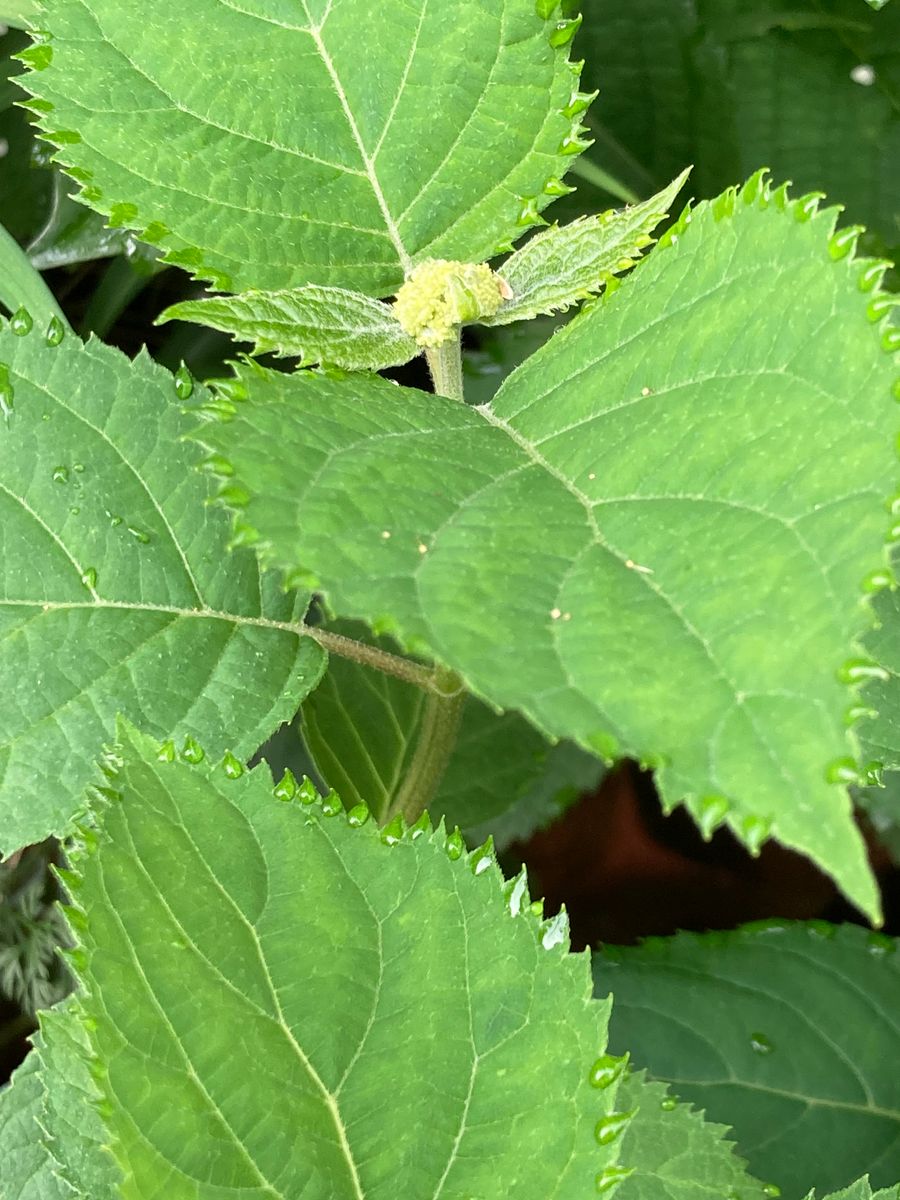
[393,259,509,348]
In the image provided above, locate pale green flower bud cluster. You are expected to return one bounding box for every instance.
[393,259,509,348]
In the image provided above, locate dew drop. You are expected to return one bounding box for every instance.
[861,759,884,787]
[408,811,431,840]
[108,513,123,527]
[750,1031,774,1055]
[827,226,861,260]
[381,813,404,845]
[698,794,729,839]
[222,751,244,779]
[882,326,900,353]
[504,870,529,916]
[867,931,896,957]
[298,776,318,804]
[127,525,152,545]
[273,768,297,801]
[0,365,14,421]
[80,567,97,590]
[72,462,85,473]
[320,790,342,817]
[794,193,821,222]
[180,736,204,764]
[10,306,33,336]
[445,828,465,860]
[742,814,772,856]
[861,567,893,593]
[52,465,69,484]
[594,1110,633,1146]
[825,757,860,786]
[157,739,175,763]
[660,1096,678,1111]
[541,910,568,950]
[516,196,542,226]
[174,363,194,400]
[470,839,495,876]
[347,803,370,828]
[595,1167,634,1194]
[867,295,897,324]
[762,1186,781,1199]
[836,657,889,684]
[45,315,65,346]
[858,262,886,292]
[588,1054,626,1089]
[548,14,581,46]
[844,703,877,727]
[69,506,79,516]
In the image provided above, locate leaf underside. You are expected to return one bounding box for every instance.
[0,324,324,853]
[198,179,898,918]
[595,922,900,1195]
[22,0,586,294]
[41,722,622,1199]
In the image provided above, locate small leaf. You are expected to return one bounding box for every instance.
[159,285,419,371]
[54,721,624,1197]
[0,218,68,330]
[484,169,690,325]
[0,325,325,853]
[595,923,900,1195]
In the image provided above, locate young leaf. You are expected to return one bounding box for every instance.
[484,169,690,325]
[159,286,418,371]
[301,619,601,831]
[611,1071,767,1200]
[198,179,899,918]
[594,923,900,1195]
[0,324,325,853]
[811,1183,900,1200]
[0,1050,75,1200]
[54,721,624,1198]
[22,0,587,295]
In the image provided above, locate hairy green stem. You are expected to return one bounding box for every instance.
[386,672,466,825]
[426,334,465,401]
[310,626,441,693]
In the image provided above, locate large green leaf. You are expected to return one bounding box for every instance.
[32,721,626,1198]
[577,0,900,249]
[613,1071,767,1200]
[594,923,900,1196]
[0,323,325,853]
[197,179,898,918]
[301,619,601,832]
[22,0,587,295]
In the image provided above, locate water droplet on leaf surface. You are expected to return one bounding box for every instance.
[174,364,194,400]
[750,1032,774,1055]
[222,751,243,779]
[588,1054,626,1089]
[45,316,65,346]
[594,1111,632,1145]
[180,736,204,764]
[273,769,297,801]
[10,306,32,336]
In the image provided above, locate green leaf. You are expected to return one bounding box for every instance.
[577,0,900,249]
[159,286,418,371]
[611,1071,767,1200]
[859,586,900,770]
[53,720,624,1198]
[36,1001,119,1199]
[301,619,601,832]
[485,169,690,325]
[0,1049,74,1200]
[813,1183,900,1200]
[198,179,899,918]
[27,175,154,271]
[0,324,325,854]
[23,0,587,296]
[594,922,900,1196]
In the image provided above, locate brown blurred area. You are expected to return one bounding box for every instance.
[510,762,899,952]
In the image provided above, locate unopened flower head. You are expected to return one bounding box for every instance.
[393,259,508,347]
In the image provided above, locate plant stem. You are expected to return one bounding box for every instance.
[309,625,441,692]
[426,334,465,401]
[386,671,466,825]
